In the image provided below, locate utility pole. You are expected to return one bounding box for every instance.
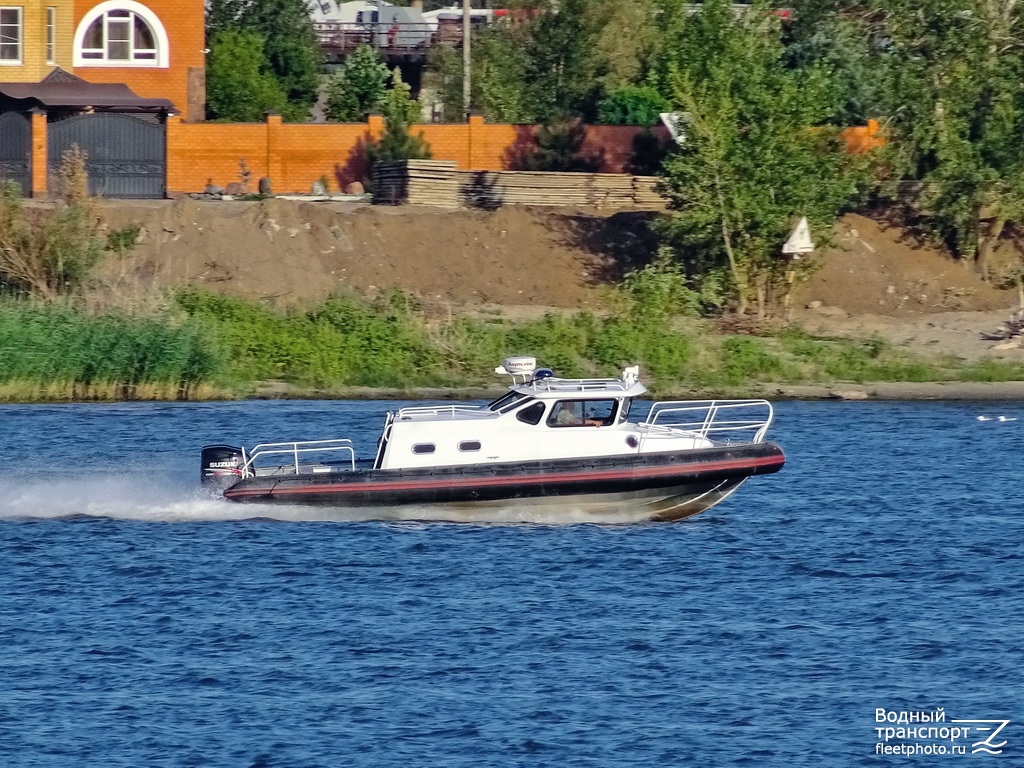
[462,0,471,119]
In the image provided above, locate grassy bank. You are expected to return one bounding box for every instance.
[1,289,1023,402]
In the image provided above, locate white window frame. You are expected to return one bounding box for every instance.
[46,6,55,64]
[72,0,169,68]
[0,6,22,66]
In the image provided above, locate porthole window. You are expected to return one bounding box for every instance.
[73,1,169,68]
[515,402,545,425]
[458,441,481,452]
[412,443,435,454]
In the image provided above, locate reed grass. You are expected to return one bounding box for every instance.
[1,289,1022,402]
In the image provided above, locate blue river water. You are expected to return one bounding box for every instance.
[0,399,1021,766]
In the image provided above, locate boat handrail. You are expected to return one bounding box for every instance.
[243,439,356,476]
[523,378,633,393]
[641,400,774,444]
[396,404,485,419]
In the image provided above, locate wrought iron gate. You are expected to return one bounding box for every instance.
[48,113,165,199]
[0,112,32,196]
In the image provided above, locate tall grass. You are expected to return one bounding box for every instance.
[0,302,222,400]
[2,289,1022,402]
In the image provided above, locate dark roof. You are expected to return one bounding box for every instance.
[0,68,174,112]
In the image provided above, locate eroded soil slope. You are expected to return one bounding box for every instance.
[96,199,1022,359]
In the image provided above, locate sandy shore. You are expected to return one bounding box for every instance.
[762,381,1024,401]
[251,380,1024,402]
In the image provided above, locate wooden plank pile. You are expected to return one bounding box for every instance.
[372,162,666,210]
[373,160,459,207]
[458,171,663,209]
[633,176,666,209]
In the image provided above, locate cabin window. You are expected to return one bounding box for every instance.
[458,441,481,452]
[74,1,168,68]
[0,7,22,64]
[488,391,528,412]
[412,443,435,454]
[515,402,545,425]
[547,399,618,428]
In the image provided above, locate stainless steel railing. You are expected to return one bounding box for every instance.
[640,400,775,446]
[242,439,356,477]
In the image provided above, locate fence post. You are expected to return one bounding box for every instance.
[468,113,484,170]
[265,112,283,192]
[30,109,47,198]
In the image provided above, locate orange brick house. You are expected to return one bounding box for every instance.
[0,0,205,197]
[0,0,204,118]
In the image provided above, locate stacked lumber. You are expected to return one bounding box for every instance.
[457,171,665,210]
[372,165,667,210]
[373,160,459,207]
[633,176,666,209]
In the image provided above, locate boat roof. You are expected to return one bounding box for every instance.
[511,376,647,398]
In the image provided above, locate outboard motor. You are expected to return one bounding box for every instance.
[200,444,246,492]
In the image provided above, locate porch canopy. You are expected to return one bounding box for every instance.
[0,69,174,114]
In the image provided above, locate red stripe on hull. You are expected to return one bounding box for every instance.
[224,453,784,499]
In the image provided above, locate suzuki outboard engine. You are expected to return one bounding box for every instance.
[200,444,246,492]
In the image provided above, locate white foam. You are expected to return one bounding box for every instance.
[0,475,660,525]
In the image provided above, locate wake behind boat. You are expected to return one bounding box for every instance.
[200,358,785,522]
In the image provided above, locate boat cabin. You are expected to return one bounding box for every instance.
[373,357,711,470]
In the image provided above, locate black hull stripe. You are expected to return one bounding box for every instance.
[224,453,784,499]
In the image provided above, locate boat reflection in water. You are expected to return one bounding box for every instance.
[201,358,785,522]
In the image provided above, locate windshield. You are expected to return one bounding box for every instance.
[488,392,529,412]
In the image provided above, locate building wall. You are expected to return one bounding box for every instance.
[0,0,75,81]
[72,0,206,120]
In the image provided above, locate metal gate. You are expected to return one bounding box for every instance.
[48,113,165,199]
[0,112,31,196]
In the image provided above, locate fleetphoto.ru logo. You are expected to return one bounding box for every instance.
[875,709,1012,757]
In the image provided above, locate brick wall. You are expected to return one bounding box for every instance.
[23,110,877,197]
[166,114,655,196]
[0,0,75,81]
[73,0,206,121]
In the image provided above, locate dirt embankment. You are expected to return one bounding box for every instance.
[97,198,1023,361]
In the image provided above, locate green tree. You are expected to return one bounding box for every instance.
[326,44,389,122]
[206,0,321,122]
[658,0,873,317]
[524,0,601,120]
[0,149,106,300]
[598,85,670,126]
[519,114,602,171]
[206,29,288,121]
[871,0,1024,279]
[366,69,432,165]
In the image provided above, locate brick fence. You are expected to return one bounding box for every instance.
[165,114,653,196]
[25,114,881,198]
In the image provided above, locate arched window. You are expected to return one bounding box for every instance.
[74,1,169,68]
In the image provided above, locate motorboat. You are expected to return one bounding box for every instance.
[200,358,785,522]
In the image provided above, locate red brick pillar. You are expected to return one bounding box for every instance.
[468,113,485,170]
[265,112,283,192]
[164,113,181,196]
[30,109,47,198]
[367,113,384,139]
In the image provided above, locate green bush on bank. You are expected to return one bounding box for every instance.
[3,288,1024,401]
[0,302,220,395]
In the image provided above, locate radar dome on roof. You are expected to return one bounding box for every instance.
[498,356,536,376]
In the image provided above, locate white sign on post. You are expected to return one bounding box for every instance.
[783,216,814,256]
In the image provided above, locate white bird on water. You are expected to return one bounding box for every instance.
[977,415,993,421]
[977,415,1017,422]
[998,415,1018,422]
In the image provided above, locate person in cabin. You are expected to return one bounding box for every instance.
[554,402,602,427]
